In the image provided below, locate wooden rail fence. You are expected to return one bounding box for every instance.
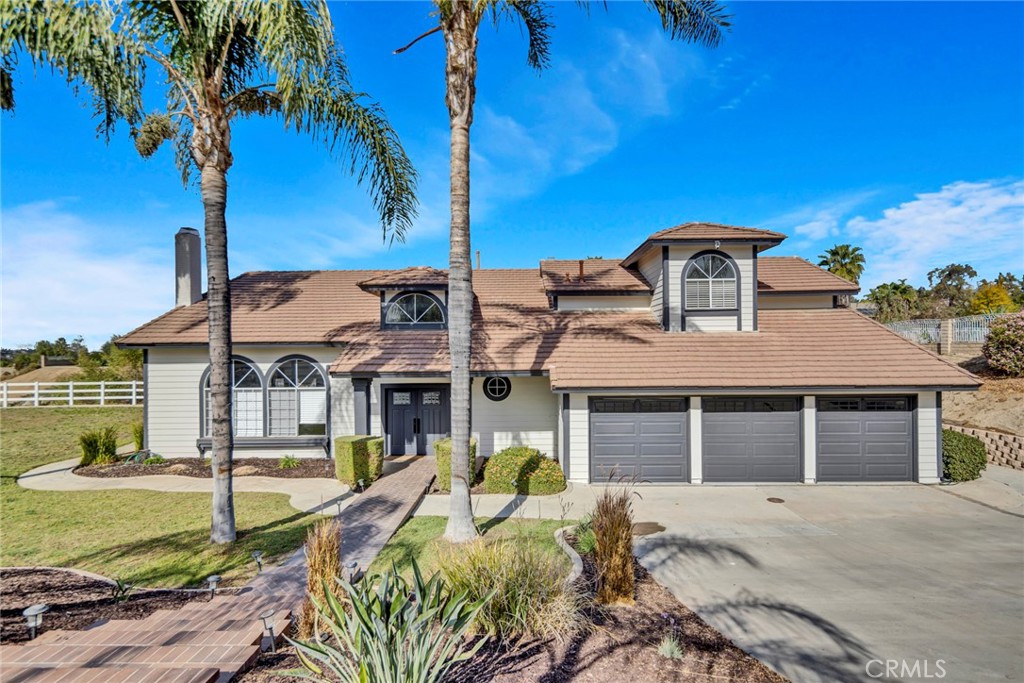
[1,381,143,408]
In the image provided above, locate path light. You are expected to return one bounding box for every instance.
[252,550,264,574]
[258,610,277,652]
[357,478,365,492]
[23,604,49,640]
[206,575,221,600]
[336,499,343,516]
[345,560,359,583]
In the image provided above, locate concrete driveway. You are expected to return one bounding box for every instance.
[632,477,1024,683]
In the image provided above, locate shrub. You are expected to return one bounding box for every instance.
[298,518,342,639]
[482,446,566,496]
[79,430,101,466]
[574,513,596,555]
[96,426,119,464]
[143,455,166,465]
[657,634,684,660]
[279,455,300,469]
[289,562,489,683]
[439,537,585,640]
[334,436,384,487]
[943,429,987,482]
[132,422,144,451]
[434,437,477,492]
[984,312,1024,376]
[592,486,636,605]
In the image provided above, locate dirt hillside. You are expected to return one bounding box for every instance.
[942,355,1023,436]
[0,366,82,384]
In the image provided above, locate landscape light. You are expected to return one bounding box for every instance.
[206,574,222,599]
[23,604,49,640]
[345,560,359,582]
[252,550,264,573]
[259,610,277,652]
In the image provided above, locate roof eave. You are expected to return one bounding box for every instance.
[621,237,786,268]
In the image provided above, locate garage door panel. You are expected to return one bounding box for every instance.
[703,419,751,437]
[751,419,799,436]
[816,402,913,482]
[590,401,687,483]
[702,399,801,482]
[753,441,801,457]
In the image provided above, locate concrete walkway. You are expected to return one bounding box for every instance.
[17,458,351,514]
[413,482,595,520]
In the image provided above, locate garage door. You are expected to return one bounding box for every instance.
[816,397,914,482]
[590,397,687,483]
[702,397,802,482]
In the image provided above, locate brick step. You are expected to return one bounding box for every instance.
[0,643,260,670]
[176,593,289,614]
[22,623,267,648]
[0,665,220,683]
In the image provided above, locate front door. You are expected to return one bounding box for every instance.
[386,387,451,455]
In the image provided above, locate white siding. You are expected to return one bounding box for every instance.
[668,245,755,332]
[557,295,651,311]
[146,345,338,459]
[567,393,590,483]
[473,376,557,458]
[330,377,356,437]
[917,391,940,484]
[689,397,703,483]
[638,250,664,324]
[802,395,817,482]
[685,316,738,332]
[759,294,834,310]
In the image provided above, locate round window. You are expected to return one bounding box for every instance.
[483,376,511,402]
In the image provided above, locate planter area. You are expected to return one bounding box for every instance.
[0,567,208,645]
[75,456,336,479]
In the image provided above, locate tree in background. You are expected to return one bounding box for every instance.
[970,283,1020,315]
[4,0,417,544]
[866,280,918,324]
[817,244,866,285]
[991,273,1024,309]
[395,0,730,543]
[926,263,977,315]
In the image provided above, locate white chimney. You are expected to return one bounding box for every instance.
[175,227,202,307]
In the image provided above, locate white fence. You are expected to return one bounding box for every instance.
[952,314,1000,343]
[886,319,942,344]
[1,381,143,408]
[885,314,1000,345]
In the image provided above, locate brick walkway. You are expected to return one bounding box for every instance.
[1,457,436,682]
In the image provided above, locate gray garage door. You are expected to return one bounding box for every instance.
[702,397,802,482]
[590,397,688,483]
[816,397,915,481]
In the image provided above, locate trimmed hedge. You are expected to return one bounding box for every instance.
[434,437,477,492]
[983,312,1024,377]
[483,446,566,496]
[335,436,384,488]
[942,429,987,482]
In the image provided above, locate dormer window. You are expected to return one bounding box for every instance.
[685,253,737,310]
[384,292,447,328]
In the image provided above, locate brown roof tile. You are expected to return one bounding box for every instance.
[357,266,448,290]
[648,222,787,242]
[758,257,860,293]
[539,259,651,293]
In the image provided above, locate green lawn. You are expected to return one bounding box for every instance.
[0,407,322,587]
[369,515,572,577]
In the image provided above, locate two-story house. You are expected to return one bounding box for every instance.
[120,222,979,484]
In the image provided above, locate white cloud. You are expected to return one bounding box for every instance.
[771,190,879,241]
[848,179,1024,289]
[1,201,174,349]
[599,29,698,117]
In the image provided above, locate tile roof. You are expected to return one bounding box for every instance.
[648,222,787,242]
[757,257,860,293]
[118,268,976,390]
[357,266,448,290]
[539,259,651,293]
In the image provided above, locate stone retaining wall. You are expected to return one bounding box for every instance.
[943,423,1023,470]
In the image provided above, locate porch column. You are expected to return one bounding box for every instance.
[352,378,372,435]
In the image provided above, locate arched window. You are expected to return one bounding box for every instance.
[202,358,263,437]
[267,357,328,436]
[385,292,446,326]
[685,253,737,310]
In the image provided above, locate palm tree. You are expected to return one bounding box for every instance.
[397,0,729,543]
[817,244,866,285]
[866,280,917,324]
[4,0,418,544]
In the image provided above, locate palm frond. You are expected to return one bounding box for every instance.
[642,0,731,47]
[491,1,553,71]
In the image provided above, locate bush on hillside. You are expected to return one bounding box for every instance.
[439,537,586,640]
[983,312,1024,376]
[433,437,477,492]
[942,429,987,482]
[482,446,566,496]
[334,436,384,488]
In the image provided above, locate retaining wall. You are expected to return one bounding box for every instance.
[943,422,1023,470]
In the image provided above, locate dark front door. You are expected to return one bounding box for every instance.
[387,387,451,455]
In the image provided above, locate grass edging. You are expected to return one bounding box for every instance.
[554,525,583,586]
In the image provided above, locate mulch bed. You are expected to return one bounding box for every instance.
[238,548,787,683]
[76,457,336,479]
[0,568,207,645]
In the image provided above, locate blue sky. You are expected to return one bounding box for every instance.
[3,1,1023,348]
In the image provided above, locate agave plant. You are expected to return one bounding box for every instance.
[288,561,491,683]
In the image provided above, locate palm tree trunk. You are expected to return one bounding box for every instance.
[201,160,236,545]
[443,0,479,543]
